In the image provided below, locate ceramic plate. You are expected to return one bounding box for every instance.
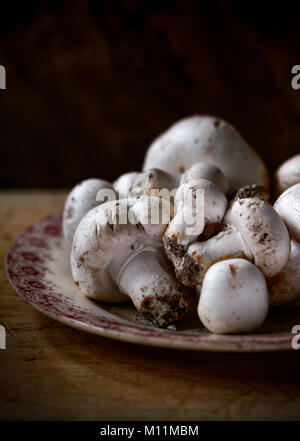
[5,213,300,352]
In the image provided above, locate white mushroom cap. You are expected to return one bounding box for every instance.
[113,172,139,198]
[274,154,300,196]
[165,178,228,247]
[267,240,300,306]
[274,183,300,241]
[129,162,228,198]
[71,197,162,302]
[143,115,269,193]
[63,178,114,248]
[198,258,269,334]
[71,195,190,327]
[129,168,180,197]
[225,197,290,277]
[180,162,229,194]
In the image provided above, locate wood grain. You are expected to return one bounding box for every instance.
[1,190,300,421]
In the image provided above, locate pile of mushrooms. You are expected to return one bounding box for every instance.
[63,115,300,333]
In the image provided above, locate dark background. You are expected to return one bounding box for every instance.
[1,0,300,188]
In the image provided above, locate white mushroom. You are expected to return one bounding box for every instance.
[267,240,300,306]
[274,183,300,242]
[274,154,300,196]
[113,172,139,199]
[143,115,269,193]
[129,162,228,199]
[165,194,290,287]
[71,195,190,327]
[165,178,228,248]
[129,168,180,197]
[269,184,300,305]
[180,162,229,194]
[198,258,269,334]
[224,196,290,276]
[63,178,115,248]
[128,165,228,251]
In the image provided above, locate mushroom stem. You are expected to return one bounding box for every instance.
[190,225,253,267]
[166,225,253,287]
[111,246,189,327]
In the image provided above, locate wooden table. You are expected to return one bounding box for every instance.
[1,190,300,421]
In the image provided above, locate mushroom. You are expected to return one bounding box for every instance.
[113,172,139,199]
[165,194,290,287]
[129,168,180,198]
[274,183,300,242]
[268,184,300,305]
[164,177,228,249]
[71,195,190,327]
[267,240,300,306]
[274,154,300,196]
[129,162,228,199]
[143,115,269,193]
[63,178,115,248]
[198,258,269,334]
[180,162,229,194]
[131,163,228,248]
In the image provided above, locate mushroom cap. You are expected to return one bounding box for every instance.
[225,197,290,277]
[71,195,172,303]
[165,178,227,247]
[113,172,139,198]
[274,154,300,196]
[63,178,114,248]
[180,162,229,194]
[175,178,227,216]
[267,240,300,306]
[274,183,300,241]
[198,258,269,334]
[143,115,269,193]
[130,168,179,197]
[130,163,228,199]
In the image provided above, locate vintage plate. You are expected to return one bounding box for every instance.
[5,213,299,352]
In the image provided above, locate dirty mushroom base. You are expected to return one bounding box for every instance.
[119,248,193,328]
[139,290,191,328]
[231,184,270,203]
[164,236,203,287]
